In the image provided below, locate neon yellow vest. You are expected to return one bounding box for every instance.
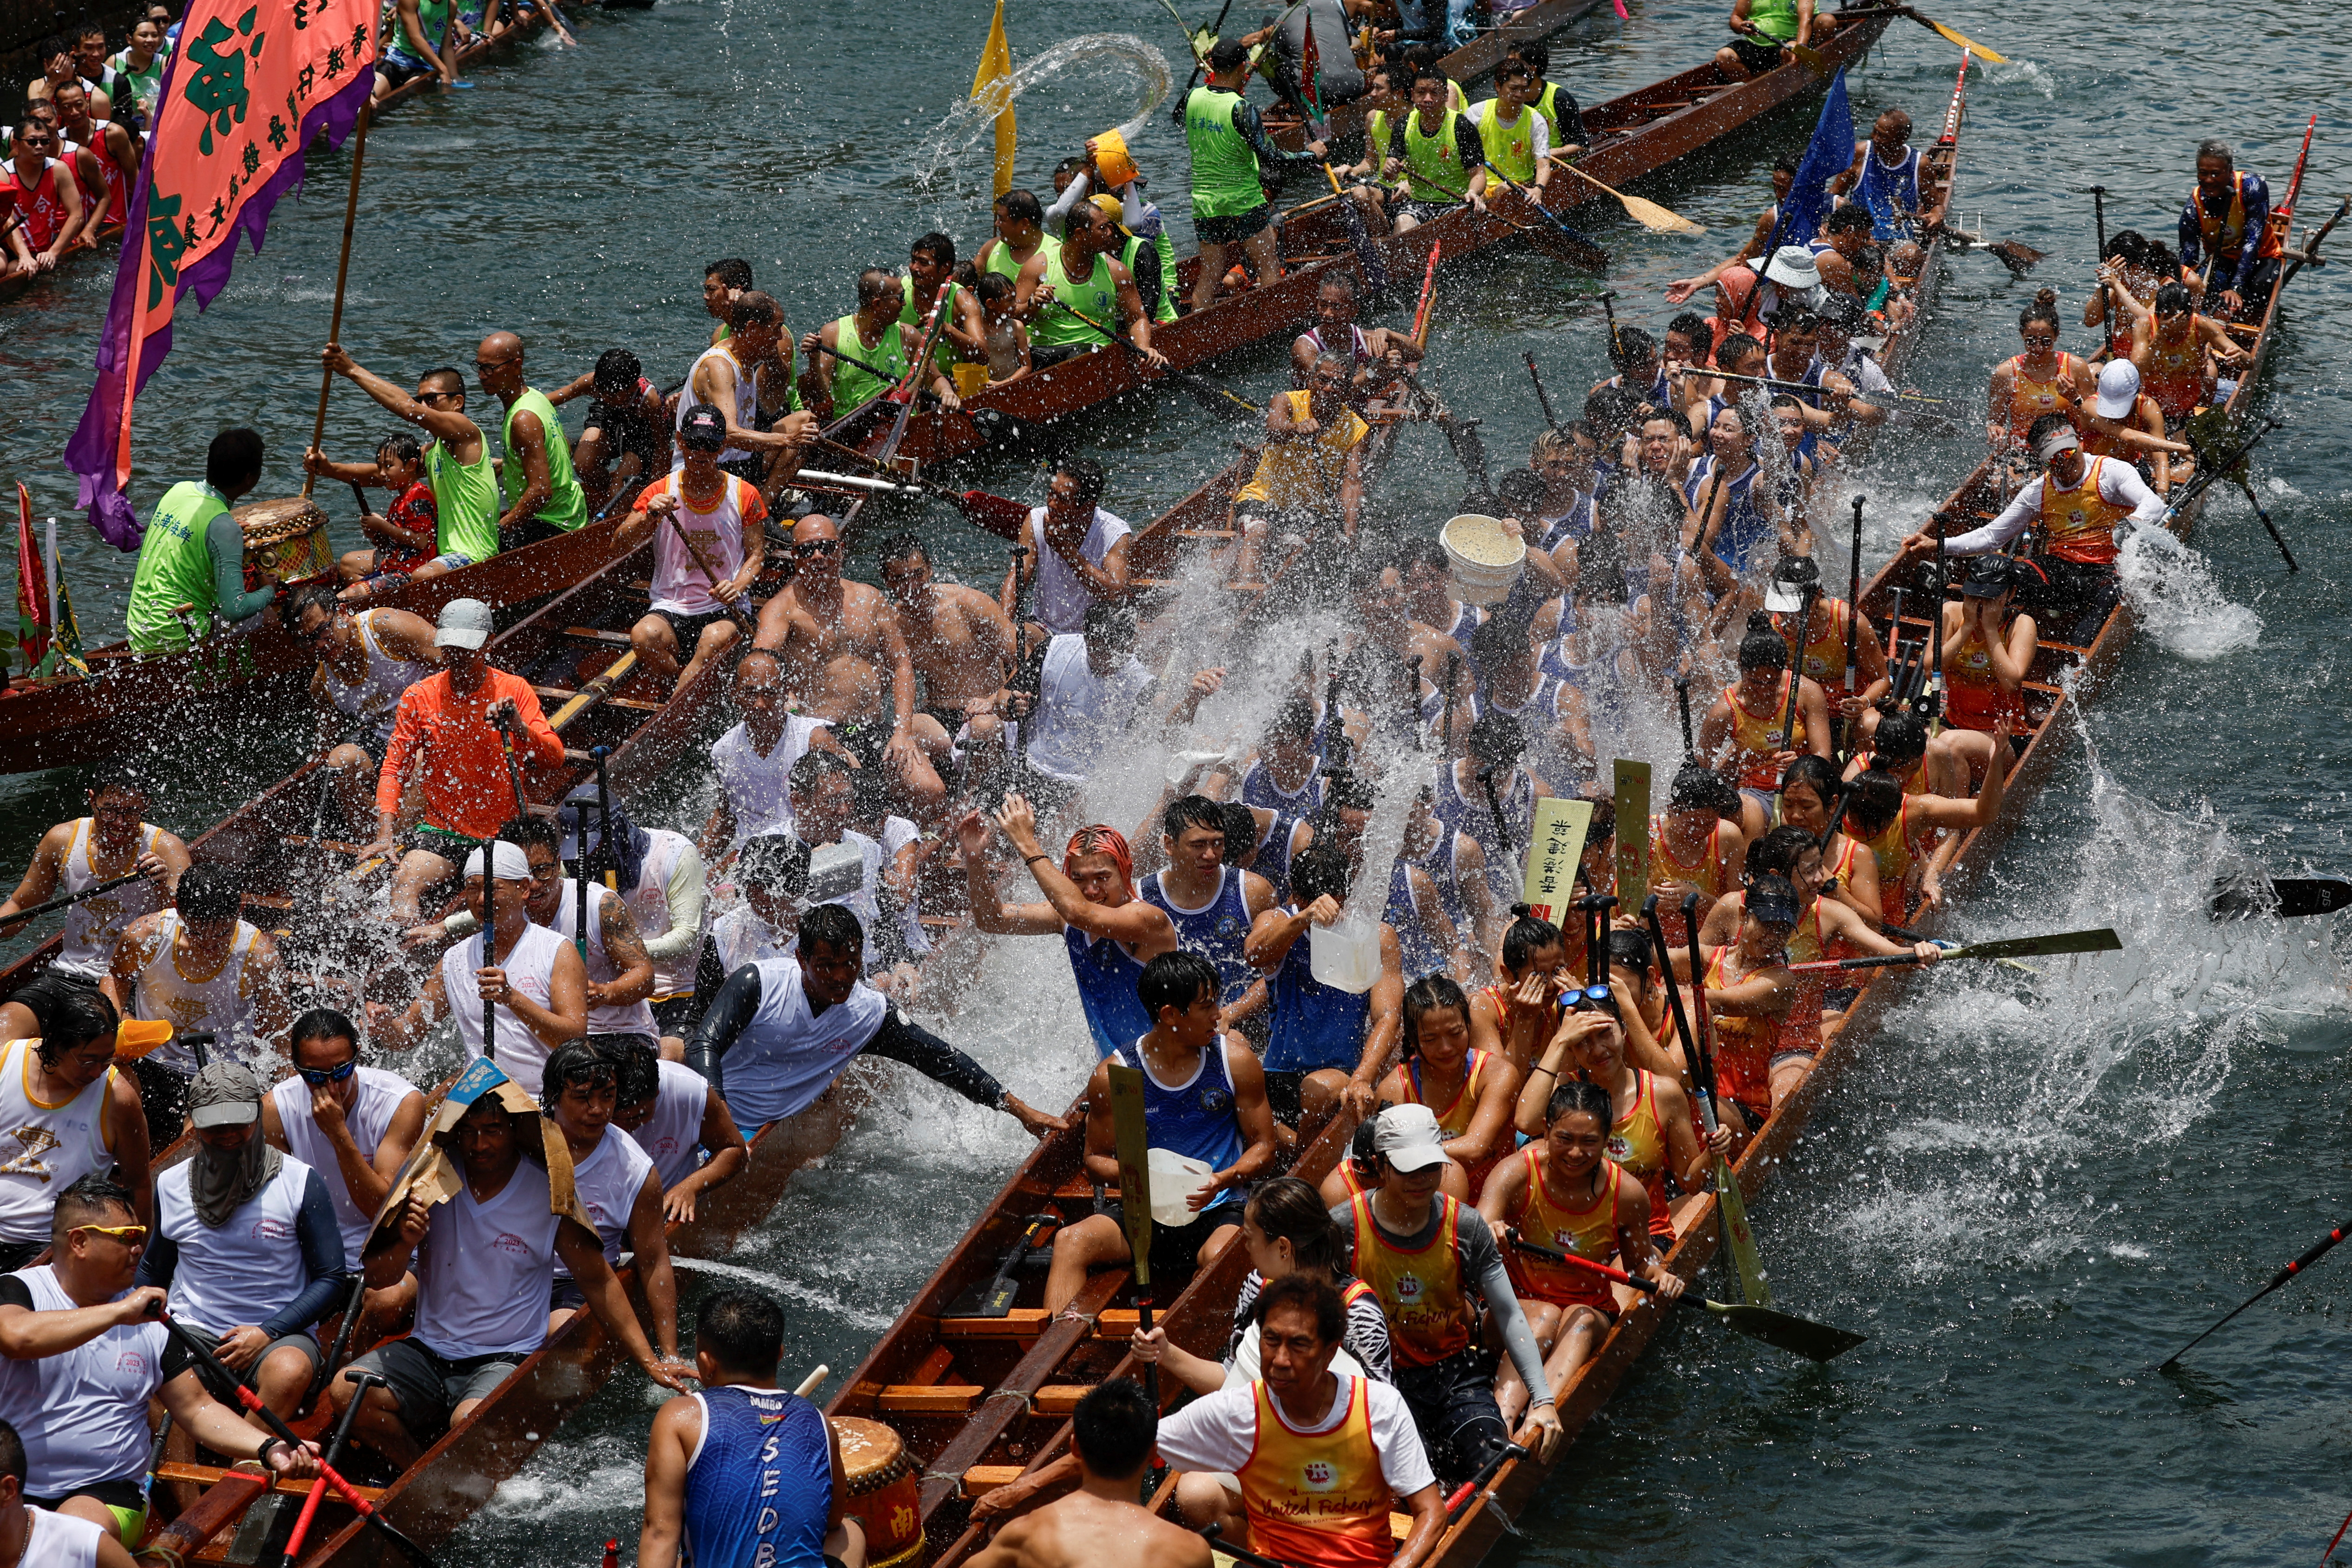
[427,438,501,562]
[500,388,586,533]
[1403,108,1469,203]
[1475,100,1537,183]
[831,313,908,409]
[1029,247,1120,348]
[125,481,228,653]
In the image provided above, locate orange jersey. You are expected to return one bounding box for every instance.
[1497,1146,1626,1311]
[1769,598,1857,688]
[1235,1377,1395,1568]
[1348,1191,1477,1365]
[2000,352,2089,444]
[1605,1069,1677,1241]
[1389,1048,1502,1197]
[2139,318,2208,420]
[1860,796,1937,927]
[1703,944,1814,1121]
[376,667,565,839]
[1944,616,2026,732]
[1721,676,1805,790]
[2039,454,2135,566]
[1650,813,1732,950]
[2079,394,2163,467]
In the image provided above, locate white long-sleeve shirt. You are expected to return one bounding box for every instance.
[1942,457,2166,555]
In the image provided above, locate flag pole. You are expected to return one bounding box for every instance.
[302,99,372,500]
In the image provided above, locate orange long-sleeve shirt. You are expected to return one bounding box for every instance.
[375,666,564,839]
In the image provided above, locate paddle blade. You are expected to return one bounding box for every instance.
[2211,876,2352,920]
[955,489,1034,542]
[1986,240,2045,275]
[1107,1065,1154,1287]
[1703,1300,1868,1361]
[1953,928,2121,961]
[1618,192,1706,235]
[1911,8,2006,61]
[1715,1162,1772,1307]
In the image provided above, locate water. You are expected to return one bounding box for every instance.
[5,0,2352,1561]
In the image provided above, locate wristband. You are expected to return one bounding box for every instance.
[1023,854,1049,865]
[256,1437,285,1467]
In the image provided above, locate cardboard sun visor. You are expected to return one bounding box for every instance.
[111,1019,177,1061]
[369,1058,589,1247]
[803,841,867,908]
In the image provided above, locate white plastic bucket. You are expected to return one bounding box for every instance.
[1309,910,1382,994]
[1440,514,1527,605]
[1145,1148,1217,1227]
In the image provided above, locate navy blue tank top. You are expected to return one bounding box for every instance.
[1140,868,1256,1006]
[1113,1038,1245,1210]
[1240,755,1324,822]
[1384,859,1449,982]
[1252,814,1300,905]
[1064,922,1153,1060]
[683,1385,831,1568]
[1265,909,1372,1074]
[1434,760,1532,900]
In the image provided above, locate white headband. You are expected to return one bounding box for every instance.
[2036,427,2081,462]
[463,843,533,882]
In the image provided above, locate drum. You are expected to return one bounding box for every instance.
[832,1416,923,1568]
[236,497,335,588]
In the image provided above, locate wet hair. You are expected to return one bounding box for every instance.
[976,271,1016,307]
[1163,793,1227,842]
[1505,39,1548,73]
[1607,927,1652,976]
[288,1008,360,1063]
[1071,1379,1156,1480]
[13,973,117,1064]
[1842,768,1905,837]
[1779,753,1842,810]
[1544,1076,1613,1129]
[51,1171,136,1243]
[729,291,782,330]
[2017,288,2062,335]
[1410,65,1450,94]
[1400,975,1469,1059]
[541,1038,617,1107]
[995,189,1045,224]
[1394,538,1450,580]
[2103,229,2147,266]
[1871,710,1927,766]
[1245,1176,1345,1276]
[911,231,954,268]
[173,863,242,926]
[1670,760,1741,817]
[1495,467,1548,519]
[1744,824,1815,881]
[1469,613,1529,671]
[1737,630,1789,673]
[420,366,466,399]
[1608,326,1657,373]
[697,1288,784,1376]
[1139,949,1221,1021]
[1217,802,1261,866]
[787,747,855,800]
[1501,903,1562,973]
[798,902,865,957]
[738,835,810,895]
[2154,281,2193,317]
[1255,1271,1344,1346]
[1467,707,1527,765]
[875,531,927,569]
[82,758,150,802]
[2025,411,2075,452]
[1289,841,1352,907]
[856,268,900,307]
[205,428,264,492]
[289,581,343,623]
[1823,205,1874,236]
[376,430,424,468]
[1318,269,1359,300]
[1581,796,1616,843]
[492,815,559,858]
[614,1037,661,1107]
[1348,1114,1384,1180]
[1716,332,1764,368]
[1209,37,1251,72]
[1081,597,1136,645]
[1575,528,1629,606]
[1054,456,1107,509]
[1493,57,1535,86]
[705,258,753,292]
[1666,311,1711,349]
[2196,138,2233,164]
[1583,385,1645,440]
[1326,770,1376,815]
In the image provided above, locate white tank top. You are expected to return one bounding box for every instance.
[680,344,757,464]
[628,1058,710,1189]
[0,1266,166,1496]
[719,958,889,1131]
[24,1505,104,1568]
[155,1154,318,1336]
[320,610,428,748]
[712,906,795,974]
[0,1041,118,1245]
[632,830,702,1000]
[640,471,756,615]
[554,1122,654,1274]
[441,919,568,1100]
[551,880,659,1037]
[414,1156,562,1359]
[710,716,832,849]
[131,912,261,1075]
[53,819,166,979]
[268,1065,417,1268]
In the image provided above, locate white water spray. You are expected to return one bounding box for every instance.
[911,34,1172,191]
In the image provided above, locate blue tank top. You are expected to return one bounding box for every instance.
[1065,922,1153,1060]
[1140,868,1256,1006]
[1240,755,1324,821]
[1412,829,1473,939]
[1265,908,1372,1074]
[1433,760,1532,900]
[1384,859,1448,981]
[1856,144,1921,240]
[1113,1038,1246,1210]
[1252,814,1300,906]
[683,1386,832,1568]
[1682,457,1773,575]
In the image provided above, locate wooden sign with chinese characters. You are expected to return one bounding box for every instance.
[1520,796,1594,922]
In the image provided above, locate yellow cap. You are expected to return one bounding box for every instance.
[113,1019,175,1060]
[1090,194,1128,231]
[1088,128,1138,189]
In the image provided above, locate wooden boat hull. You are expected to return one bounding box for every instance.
[367,7,551,119]
[0,520,617,777]
[852,16,1891,469]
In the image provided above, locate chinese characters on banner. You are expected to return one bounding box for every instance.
[63,0,378,549]
[1519,797,1594,926]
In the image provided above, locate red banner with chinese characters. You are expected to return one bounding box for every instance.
[65,0,377,548]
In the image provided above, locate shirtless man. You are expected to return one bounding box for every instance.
[874,532,1014,784]
[966,1380,1210,1568]
[680,293,816,494]
[752,515,945,823]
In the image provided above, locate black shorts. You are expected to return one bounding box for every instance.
[652,994,699,1038]
[1394,198,1459,227]
[376,51,434,88]
[1029,342,1104,372]
[1195,203,1274,247]
[1261,1070,1306,1127]
[349,1337,522,1443]
[549,1275,588,1313]
[1824,986,1861,1013]
[2025,556,2121,645]
[160,1321,322,1403]
[396,824,480,867]
[719,454,768,488]
[653,606,732,653]
[0,1239,42,1274]
[499,515,568,553]
[1100,1200,1241,1290]
[1726,34,1785,72]
[1393,1346,1511,1484]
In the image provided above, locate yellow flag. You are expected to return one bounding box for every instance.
[971,0,1016,198]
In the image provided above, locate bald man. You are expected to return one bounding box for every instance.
[474,331,591,550]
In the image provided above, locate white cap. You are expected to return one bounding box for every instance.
[1763,245,1821,290]
[1372,1104,1450,1172]
[436,598,495,649]
[2034,424,2082,462]
[2093,359,2142,420]
[463,843,533,881]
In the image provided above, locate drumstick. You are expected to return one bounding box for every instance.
[793,1364,829,1398]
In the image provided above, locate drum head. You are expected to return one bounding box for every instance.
[830,1416,906,1483]
[235,496,330,545]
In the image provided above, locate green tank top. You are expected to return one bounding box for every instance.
[427,438,501,563]
[899,277,961,368]
[125,481,228,653]
[1747,0,1800,42]
[413,0,452,51]
[984,234,1059,284]
[1029,248,1120,348]
[1183,86,1265,219]
[500,388,586,533]
[831,313,908,410]
[1475,101,1537,183]
[1120,233,1178,323]
[1404,108,1470,203]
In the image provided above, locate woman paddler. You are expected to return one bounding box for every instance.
[1467,905,1569,1072]
[1480,1079,1681,1424]
[1648,762,1747,951]
[1840,735,2007,933]
[1937,557,2037,791]
[1772,755,1880,928]
[1667,873,1808,1137]
[1375,977,1518,1200]
[1986,290,2091,468]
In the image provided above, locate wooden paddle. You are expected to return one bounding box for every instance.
[1106,1063,1160,1409]
[792,1364,830,1398]
[1461,170,1608,272]
[2159,1219,2348,1367]
[0,867,149,934]
[1892,5,2006,62]
[1507,1235,1865,1361]
[1613,760,1649,915]
[546,651,638,731]
[1545,155,1705,234]
[1787,927,2122,973]
[2208,876,2352,920]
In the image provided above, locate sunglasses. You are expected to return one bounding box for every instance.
[473,358,517,372]
[792,539,843,557]
[1557,983,1614,1007]
[296,1057,359,1086]
[75,1223,149,1244]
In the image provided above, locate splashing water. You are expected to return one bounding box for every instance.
[910,34,1171,189]
[2117,521,2261,660]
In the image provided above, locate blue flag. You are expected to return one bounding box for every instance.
[1765,67,1852,259]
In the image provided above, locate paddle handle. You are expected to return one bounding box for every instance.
[1509,1232,1656,1294]
[1789,952,1921,973]
[0,868,148,926]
